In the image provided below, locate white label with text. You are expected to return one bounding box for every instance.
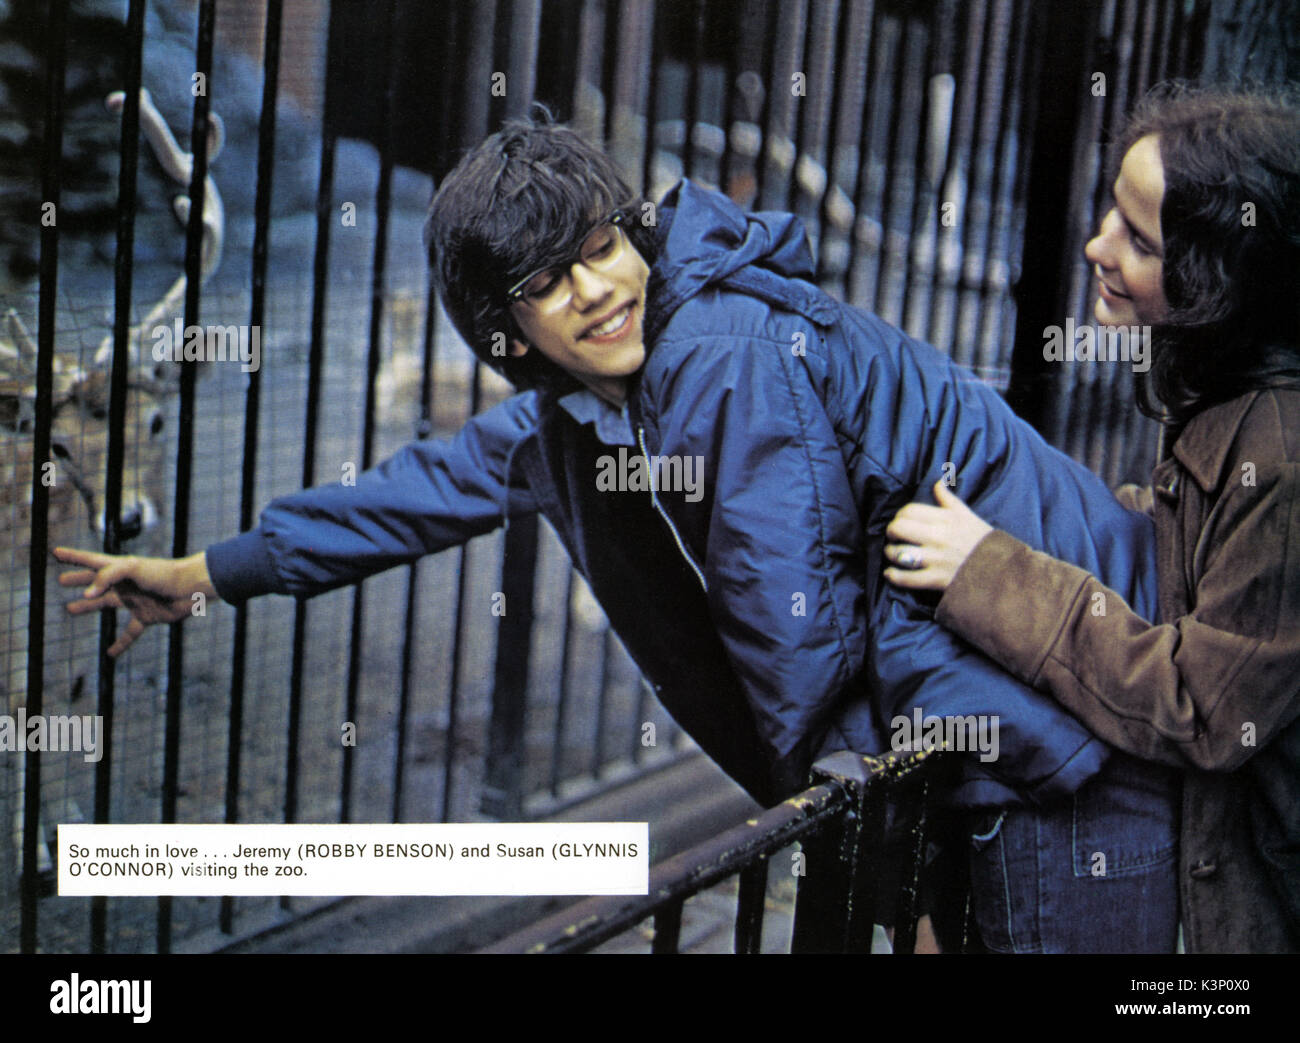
[58,822,647,896]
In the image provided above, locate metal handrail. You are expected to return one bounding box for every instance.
[482,747,955,954]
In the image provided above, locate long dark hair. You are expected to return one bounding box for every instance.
[1113,83,1300,426]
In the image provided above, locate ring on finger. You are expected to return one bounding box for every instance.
[897,547,923,569]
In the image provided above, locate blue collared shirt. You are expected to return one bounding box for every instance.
[557,388,636,447]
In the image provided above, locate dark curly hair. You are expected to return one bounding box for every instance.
[1111,83,1300,425]
[423,113,657,391]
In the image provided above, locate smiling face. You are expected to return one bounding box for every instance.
[508,223,650,406]
[1084,134,1170,327]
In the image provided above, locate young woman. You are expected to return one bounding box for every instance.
[885,83,1300,953]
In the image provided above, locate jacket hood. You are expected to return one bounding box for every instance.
[645,179,836,345]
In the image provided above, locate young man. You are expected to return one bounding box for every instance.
[59,117,1178,951]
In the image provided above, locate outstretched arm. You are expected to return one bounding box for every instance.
[56,392,539,657]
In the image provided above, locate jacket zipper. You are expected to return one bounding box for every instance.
[637,423,708,593]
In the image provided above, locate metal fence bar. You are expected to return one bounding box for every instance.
[716,0,743,198]
[818,0,876,300]
[785,0,812,215]
[168,0,217,942]
[392,0,441,825]
[955,0,989,368]
[651,900,684,953]
[394,6,461,816]
[481,773,853,952]
[895,0,944,345]
[598,0,621,145]
[588,625,613,780]
[1134,0,1159,102]
[733,857,769,953]
[509,0,543,116]
[786,0,823,217]
[442,520,474,820]
[440,6,486,826]
[340,0,398,825]
[210,0,284,946]
[441,549,472,820]
[887,780,926,955]
[975,0,1033,382]
[962,0,1014,381]
[1075,0,1140,479]
[751,0,780,206]
[812,0,862,284]
[549,571,576,795]
[1104,0,1159,485]
[286,0,348,852]
[926,0,979,359]
[81,0,146,956]
[881,16,930,327]
[861,8,894,305]
[848,9,897,311]
[21,0,70,956]
[392,272,443,822]
[769,0,806,211]
[481,0,548,822]
[682,0,706,183]
[1171,0,1201,77]
[538,0,582,120]
[483,749,950,954]
[481,514,540,819]
[641,0,664,196]
[393,562,421,815]
[790,752,884,952]
[1003,0,1093,436]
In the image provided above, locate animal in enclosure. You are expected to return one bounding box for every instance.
[1,307,171,686]
[0,308,172,879]
[1,88,224,880]
[95,88,225,367]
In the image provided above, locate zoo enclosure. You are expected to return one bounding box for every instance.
[4,0,1259,954]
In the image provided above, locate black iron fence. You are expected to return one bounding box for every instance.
[2,0,1256,954]
[483,748,964,954]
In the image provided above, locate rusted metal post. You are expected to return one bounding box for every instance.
[792,750,889,952]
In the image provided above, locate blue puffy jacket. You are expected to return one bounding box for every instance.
[208,180,1159,808]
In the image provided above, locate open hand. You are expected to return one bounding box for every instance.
[54,546,217,657]
[883,481,994,591]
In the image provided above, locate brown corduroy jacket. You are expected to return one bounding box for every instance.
[937,388,1300,953]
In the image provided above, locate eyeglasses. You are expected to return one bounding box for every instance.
[506,211,632,312]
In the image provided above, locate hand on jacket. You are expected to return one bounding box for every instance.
[1114,482,1155,518]
[54,547,219,657]
[883,481,994,591]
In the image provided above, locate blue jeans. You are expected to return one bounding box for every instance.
[964,752,1180,953]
